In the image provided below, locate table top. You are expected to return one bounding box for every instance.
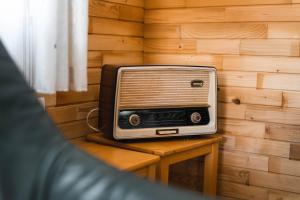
[86,133,222,156]
[72,138,160,171]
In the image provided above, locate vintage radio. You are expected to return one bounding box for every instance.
[98,65,217,140]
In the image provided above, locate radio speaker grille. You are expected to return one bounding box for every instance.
[118,69,210,109]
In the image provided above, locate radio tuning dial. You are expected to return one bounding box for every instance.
[191,112,202,124]
[129,114,141,126]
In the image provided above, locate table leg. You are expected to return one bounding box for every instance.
[157,159,169,185]
[148,164,156,181]
[203,143,219,197]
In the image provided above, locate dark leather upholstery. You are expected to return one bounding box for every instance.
[0,41,210,200]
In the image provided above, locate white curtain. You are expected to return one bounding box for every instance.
[0,0,88,94]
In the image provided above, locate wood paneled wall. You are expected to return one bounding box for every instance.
[144,1,300,199]
[45,0,144,140]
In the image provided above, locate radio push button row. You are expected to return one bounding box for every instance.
[129,114,141,126]
[190,112,202,124]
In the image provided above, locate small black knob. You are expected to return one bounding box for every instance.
[190,112,201,124]
[129,114,141,126]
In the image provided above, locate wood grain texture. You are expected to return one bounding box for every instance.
[246,105,300,126]
[269,156,300,177]
[47,102,98,124]
[225,5,300,22]
[240,39,300,56]
[102,52,143,65]
[283,91,300,108]
[58,118,98,139]
[218,119,266,138]
[290,143,300,160]
[144,24,181,39]
[257,73,300,91]
[268,22,300,39]
[218,180,268,200]
[88,35,143,51]
[182,23,267,39]
[144,7,226,24]
[89,17,143,36]
[144,53,222,69]
[56,85,100,105]
[89,0,143,21]
[145,0,291,9]
[197,39,240,54]
[218,103,247,119]
[223,55,300,73]
[218,87,283,106]
[217,71,257,87]
[268,191,300,200]
[233,135,290,158]
[220,150,269,171]
[88,51,102,67]
[144,39,197,53]
[265,123,300,143]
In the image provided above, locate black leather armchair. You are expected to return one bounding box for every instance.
[0,41,210,200]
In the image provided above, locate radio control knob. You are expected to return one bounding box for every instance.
[129,114,141,126]
[190,112,201,124]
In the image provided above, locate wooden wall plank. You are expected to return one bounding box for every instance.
[218,87,283,106]
[269,156,300,177]
[56,85,100,105]
[240,39,300,56]
[290,143,300,160]
[257,73,300,91]
[89,17,143,36]
[265,123,300,143]
[218,180,268,200]
[220,165,300,193]
[225,5,300,22]
[283,91,300,108]
[58,118,98,139]
[89,0,119,19]
[102,52,143,65]
[144,39,197,53]
[250,170,300,193]
[145,0,186,9]
[246,105,300,126]
[105,0,144,7]
[88,68,101,84]
[89,0,143,21]
[143,53,223,69]
[48,102,98,124]
[218,103,247,119]
[38,94,56,107]
[197,39,240,54]
[217,71,257,87]
[268,22,300,39]
[119,4,144,22]
[182,23,267,39]
[144,8,226,24]
[220,150,269,171]
[218,119,266,138]
[268,191,300,200]
[88,51,102,67]
[187,0,291,7]
[219,165,250,184]
[223,55,300,74]
[234,136,290,157]
[88,35,143,51]
[221,135,236,150]
[145,0,291,9]
[144,24,181,39]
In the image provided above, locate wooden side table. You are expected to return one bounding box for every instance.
[72,138,160,181]
[86,133,222,197]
